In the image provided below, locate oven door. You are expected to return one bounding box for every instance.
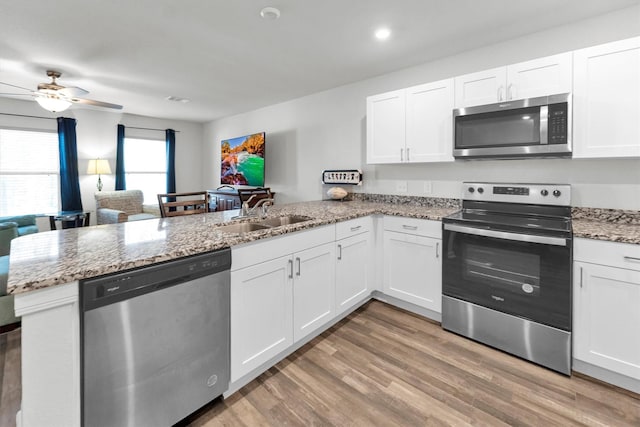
[442,223,571,331]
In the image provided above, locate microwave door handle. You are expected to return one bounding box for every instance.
[540,105,549,145]
[443,223,567,247]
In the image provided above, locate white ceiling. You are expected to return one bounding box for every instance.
[1,0,638,123]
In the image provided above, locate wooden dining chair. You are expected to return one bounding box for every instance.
[237,187,272,208]
[157,191,210,218]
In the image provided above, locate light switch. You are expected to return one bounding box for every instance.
[396,181,408,193]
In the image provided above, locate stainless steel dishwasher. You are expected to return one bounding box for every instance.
[81,249,231,427]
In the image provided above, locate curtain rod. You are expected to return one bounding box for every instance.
[121,125,180,133]
[0,112,57,120]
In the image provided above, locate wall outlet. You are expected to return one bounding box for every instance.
[396,180,408,193]
[423,181,433,195]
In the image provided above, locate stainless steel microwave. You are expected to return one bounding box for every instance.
[453,93,571,159]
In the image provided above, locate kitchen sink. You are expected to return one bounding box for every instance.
[258,215,312,227]
[216,222,271,234]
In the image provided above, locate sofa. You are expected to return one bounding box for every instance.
[95,190,160,224]
[0,214,38,236]
[0,217,37,326]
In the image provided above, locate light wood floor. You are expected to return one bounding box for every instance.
[187,301,640,427]
[1,302,639,427]
[0,327,20,427]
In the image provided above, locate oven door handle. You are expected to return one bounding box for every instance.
[443,223,568,247]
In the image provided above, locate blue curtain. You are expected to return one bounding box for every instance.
[57,117,83,212]
[115,124,126,190]
[166,129,176,193]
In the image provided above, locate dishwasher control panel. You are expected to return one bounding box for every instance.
[81,249,231,310]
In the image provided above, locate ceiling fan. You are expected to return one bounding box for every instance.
[0,70,123,112]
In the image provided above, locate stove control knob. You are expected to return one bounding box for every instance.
[468,187,475,193]
[540,189,549,197]
[553,190,561,198]
[477,187,484,194]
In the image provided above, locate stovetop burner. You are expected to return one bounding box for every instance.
[444,182,572,237]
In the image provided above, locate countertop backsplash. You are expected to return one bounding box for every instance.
[349,193,461,209]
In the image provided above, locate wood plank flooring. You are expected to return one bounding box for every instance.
[0,327,20,427]
[1,301,638,427]
[186,301,640,427]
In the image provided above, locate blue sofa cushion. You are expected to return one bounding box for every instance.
[0,215,38,236]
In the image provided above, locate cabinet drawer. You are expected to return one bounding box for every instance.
[574,237,640,271]
[336,216,372,240]
[383,216,441,238]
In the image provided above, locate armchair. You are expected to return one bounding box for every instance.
[0,222,21,326]
[95,190,160,225]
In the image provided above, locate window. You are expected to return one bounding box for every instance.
[0,128,60,216]
[124,138,166,204]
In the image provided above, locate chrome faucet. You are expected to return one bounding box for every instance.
[241,196,274,218]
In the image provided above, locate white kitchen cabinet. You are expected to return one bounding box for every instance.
[366,79,455,164]
[573,238,640,381]
[405,79,455,162]
[293,242,336,342]
[382,217,442,313]
[454,53,572,107]
[335,218,373,315]
[573,37,640,158]
[231,255,293,382]
[366,89,406,164]
[230,225,335,382]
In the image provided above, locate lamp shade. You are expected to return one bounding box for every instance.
[87,159,112,175]
[35,95,72,113]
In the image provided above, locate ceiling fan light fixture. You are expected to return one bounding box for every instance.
[35,94,72,112]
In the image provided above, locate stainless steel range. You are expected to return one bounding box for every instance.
[442,182,572,375]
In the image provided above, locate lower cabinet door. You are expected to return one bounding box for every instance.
[574,262,640,379]
[383,231,442,312]
[231,256,293,382]
[293,243,336,342]
[336,232,372,315]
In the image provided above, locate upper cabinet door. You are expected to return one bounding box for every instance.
[573,37,640,158]
[405,79,455,162]
[366,89,406,164]
[506,52,572,100]
[454,67,506,108]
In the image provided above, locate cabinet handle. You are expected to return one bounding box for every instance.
[296,257,301,276]
[288,259,293,279]
[400,148,404,162]
[350,225,362,232]
[507,83,514,100]
[402,224,418,230]
[624,256,640,262]
[436,242,439,258]
[337,244,342,260]
[579,266,583,288]
[498,85,504,101]
[406,147,411,162]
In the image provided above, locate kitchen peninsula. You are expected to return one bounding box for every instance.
[7,197,640,426]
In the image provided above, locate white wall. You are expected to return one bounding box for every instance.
[203,5,640,209]
[0,98,204,225]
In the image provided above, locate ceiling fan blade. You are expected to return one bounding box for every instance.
[0,81,35,92]
[71,97,123,110]
[58,86,89,97]
[0,92,34,97]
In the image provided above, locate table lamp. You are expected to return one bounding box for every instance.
[87,159,112,191]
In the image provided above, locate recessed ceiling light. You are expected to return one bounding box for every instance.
[260,6,281,20]
[375,27,391,41]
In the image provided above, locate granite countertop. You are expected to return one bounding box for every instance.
[572,207,640,245]
[7,198,459,296]
[8,198,640,296]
